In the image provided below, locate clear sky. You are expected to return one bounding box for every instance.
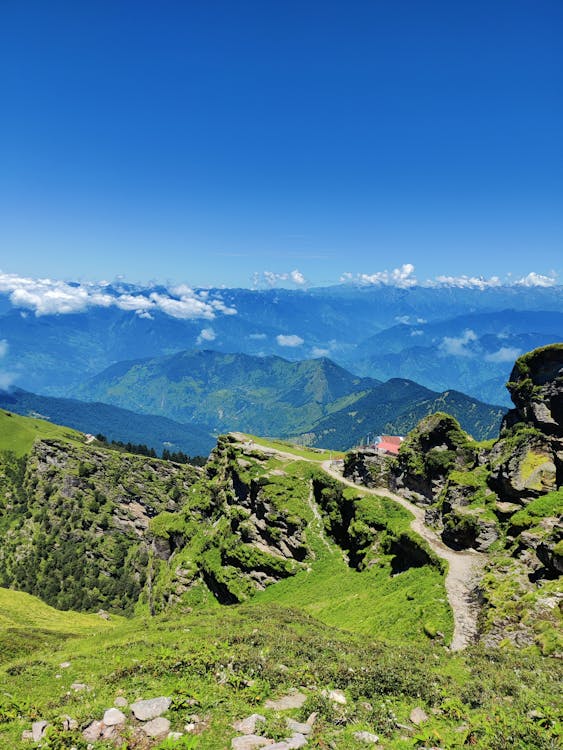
[0,0,561,288]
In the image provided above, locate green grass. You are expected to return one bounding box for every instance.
[234,433,345,462]
[0,593,560,750]
[0,588,118,662]
[0,410,84,457]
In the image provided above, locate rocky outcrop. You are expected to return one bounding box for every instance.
[343,450,393,488]
[503,343,563,437]
[391,412,478,504]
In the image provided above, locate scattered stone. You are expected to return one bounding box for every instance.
[231,735,274,749]
[55,674,62,679]
[97,609,110,620]
[103,707,126,726]
[354,731,380,744]
[286,718,312,735]
[323,689,346,705]
[409,707,428,725]
[306,713,317,727]
[233,714,266,734]
[168,731,184,740]
[131,696,171,721]
[141,717,171,738]
[265,691,307,710]
[82,720,103,742]
[114,696,128,708]
[59,661,71,669]
[62,715,78,731]
[32,721,49,742]
[70,682,88,692]
[268,735,308,750]
[21,730,33,741]
[101,725,117,739]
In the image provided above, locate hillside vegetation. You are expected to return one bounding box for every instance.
[0,345,560,748]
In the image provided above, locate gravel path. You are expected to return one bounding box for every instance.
[229,434,484,650]
[321,461,484,650]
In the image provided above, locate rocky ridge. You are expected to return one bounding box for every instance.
[343,344,563,652]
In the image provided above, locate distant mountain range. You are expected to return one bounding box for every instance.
[0,282,562,405]
[73,349,505,445]
[0,388,215,457]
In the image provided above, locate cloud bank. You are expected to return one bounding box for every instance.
[0,273,237,319]
[440,329,478,357]
[252,269,307,288]
[339,265,559,289]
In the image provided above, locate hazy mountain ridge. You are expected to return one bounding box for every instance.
[73,349,504,445]
[1,284,562,404]
[0,387,215,456]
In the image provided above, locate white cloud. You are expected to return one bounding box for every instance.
[344,263,418,288]
[248,333,267,340]
[431,275,502,289]
[395,315,411,325]
[484,346,522,363]
[290,269,306,285]
[0,272,237,320]
[196,327,217,345]
[514,271,558,288]
[410,329,424,336]
[340,266,559,290]
[440,329,478,357]
[311,347,330,357]
[252,269,307,288]
[276,334,304,347]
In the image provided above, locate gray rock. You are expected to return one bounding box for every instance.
[231,736,274,749]
[354,731,380,744]
[323,689,346,705]
[409,707,428,725]
[114,696,128,707]
[70,682,88,692]
[286,718,312,735]
[103,708,126,726]
[62,715,78,731]
[59,661,71,668]
[32,721,49,742]
[265,691,307,710]
[168,732,184,740]
[131,696,171,721]
[82,720,103,742]
[233,714,266,734]
[268,735,308,750]
[21,730,33,741]
[141,717,171,737]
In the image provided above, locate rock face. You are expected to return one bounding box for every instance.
[504,344,563,437]
[391,412,478,504]
[0,438,200,614]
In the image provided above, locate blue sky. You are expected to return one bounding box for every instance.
[0,1,561,288]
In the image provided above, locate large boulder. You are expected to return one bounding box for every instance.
[392,413,477,503]
[504,344,563,437]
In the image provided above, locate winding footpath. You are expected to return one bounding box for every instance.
[321,461,485,651]
[230,434,485,650]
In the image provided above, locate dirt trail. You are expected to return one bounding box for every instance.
[230,434,484,650]
[321,461,485,650]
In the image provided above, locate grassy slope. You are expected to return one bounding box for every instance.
[0,588,117,662]
[0,594,561,749]
[0,409,84,456]
[254,459,450,642]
